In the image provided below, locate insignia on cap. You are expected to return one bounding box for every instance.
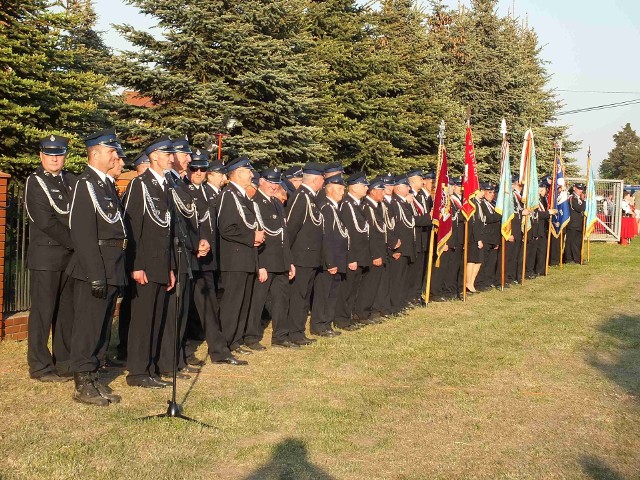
[50,135,55,141]
[196,149,201,155]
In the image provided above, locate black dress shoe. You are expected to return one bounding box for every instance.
[151,376,172,386]
[181,365,201,374]
[159,371,191,380]
[93,378,122,404]
[292,338,314,346]
[327,328,342,336]
[338,324,361,332]
[186,355,206,366]
[73,373,110,406]
[127,375,167,389]
[271,340,301,349]
[359,318,377,325]
[34,372,71,383]
[103,357,125,368]
[213,355,248,366]
[233,346,253,355]
[311,330,337,337]
[245,342,267,351]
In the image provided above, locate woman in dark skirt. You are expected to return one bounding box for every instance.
[465,188,486,293]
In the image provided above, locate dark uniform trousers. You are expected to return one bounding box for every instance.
[388,256,410,313]
[28,271,75,377]
[247,272,290,344]
[288,266,317,341]
[334,266,366,327]
[311,271,344,333]
[477,245,499,287]
[116,283,133,359]
[191,270,230,360]
[158,273,190,372]
[25,167,76,378]
[354,264,384,319]
[66,168,126,375]
[127,281,167,379]
[371,263,391,315]
[549,234,561,265]
[219,271,255,350]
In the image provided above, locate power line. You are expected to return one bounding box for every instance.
[556,89,640,95]
[558,98,640,116]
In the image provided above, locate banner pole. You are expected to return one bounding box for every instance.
[463,221,469,302]
[501,236,505,290]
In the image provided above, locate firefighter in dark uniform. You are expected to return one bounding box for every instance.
[205,159,227,198]
[407,169,432,306]
[205,159,226,295]
[311,174,348,335]
[353,176,388,322]
[371,174,399,316]
[476,183,501,290]
[217,157,264,356]
[67,128,126,406]
[565,183,586,264]
[245,168,297,349]
[283,165,303,191]
[505,175,528,284]
[122,137,175,388]
[316,161,344,206]
[25,135,76,382]
[334,172,371,330]
[285,162,325,345]
[388,174,417,314]
[185,150,245,365]
[116,151,150,362]
[158,137,210,378]
[534,181,556,275]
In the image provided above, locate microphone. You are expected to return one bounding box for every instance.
[164,171,177,189]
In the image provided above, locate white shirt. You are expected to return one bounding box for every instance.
[301,183,316,196]
[149,168,166,191]
[327,197,339,209]
[384,194,392,203]
[347,192,361,205]
[365,196,378,208]
[88,164,107,183]
[207,183,220,195]
[230,180,247,198]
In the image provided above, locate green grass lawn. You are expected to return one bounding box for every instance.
[0,241,638,479]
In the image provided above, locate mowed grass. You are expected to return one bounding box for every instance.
[0,241,639,480]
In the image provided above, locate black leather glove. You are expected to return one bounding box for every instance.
[90,280,107,299]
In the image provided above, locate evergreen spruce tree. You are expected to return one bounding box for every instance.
[599,123,640,183]
[112,0,327,166]
[440,0,576,180]
[0,0,112,177]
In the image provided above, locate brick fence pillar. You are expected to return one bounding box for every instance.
[0,171,11,339]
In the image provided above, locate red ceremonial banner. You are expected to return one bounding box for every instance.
[433,146,452,260]
[461,125,479,220]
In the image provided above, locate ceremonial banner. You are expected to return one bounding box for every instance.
[584,163,597,236]
[519,129,539,231]
[433,146,452,260]
[461,125,479,220]
[551,155,571,237]
[495,136,514,240]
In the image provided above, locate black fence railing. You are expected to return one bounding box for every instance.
[3,180,30,312]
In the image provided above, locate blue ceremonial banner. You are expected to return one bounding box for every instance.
[551,155,570,237]
[495,137,514,240]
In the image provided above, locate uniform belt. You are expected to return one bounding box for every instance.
[98,239,128,250]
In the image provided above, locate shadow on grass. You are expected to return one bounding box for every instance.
[579,455,625,480]
[586,314,640,400]
[243,438,334,480]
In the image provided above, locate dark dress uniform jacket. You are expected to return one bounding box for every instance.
[167,173,201,272]
[340,194,371,266]
[253,190,292,273]
[25,167,76,271]
[66,166,127,287]
[123,170,172,284]
[389,194,417,261]
[186,183,217,272]
[286,185,324,268]
[362,197,387,264]
[414,189,433,254]
[568,194,586,230]
[480,198,501,247]
[319,199,348,273]
[217,182,259,273]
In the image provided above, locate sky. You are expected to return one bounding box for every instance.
[94,0,640,176]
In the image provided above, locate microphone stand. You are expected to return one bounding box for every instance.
[140,172,210,428]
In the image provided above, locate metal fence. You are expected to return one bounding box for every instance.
[566,177,623,242]
[3,181,31,312]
